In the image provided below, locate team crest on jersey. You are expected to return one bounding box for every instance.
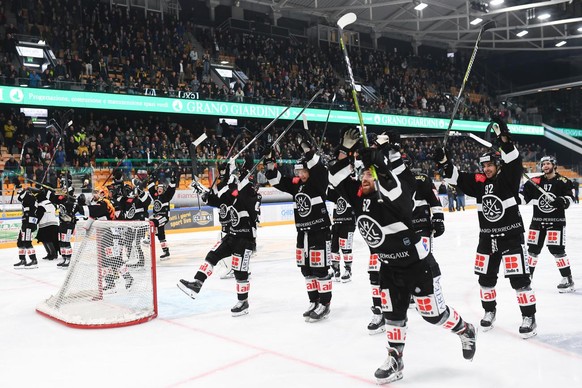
[357,215,384,248]
[336,197,348,215]
[537,194,556,213]
[229,207,240,227]
[219,204,229,219]
[481,194,505,222]
[126,205,136,219]
[295,193,312,217]
[153,200,163,212]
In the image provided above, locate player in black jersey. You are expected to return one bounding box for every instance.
[266,132,333,322]
[47,184,77,268]
[328,186,356,283]
[521,156,575,292]
[148,171,177,260]
[14,188,40,269]
[436,117,537,339]
[330,128,476,384]
[117,181,152,267]
[180,157,259,317]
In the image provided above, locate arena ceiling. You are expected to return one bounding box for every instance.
[241,0,582,52]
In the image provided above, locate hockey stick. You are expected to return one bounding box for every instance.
[240,88,324,182]
[400,131,467,139]
[337,12,383,202]
[301,114,320,154]
[319,93,336,149]
[442,20,495,147]
[229,105,292,163]
[466,130,550,197]
[10,136,37,204]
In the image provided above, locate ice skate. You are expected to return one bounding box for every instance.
[14,259,27,269]
[160,248,170,261]
[231,300,249,317]
[307,303,330,322]
[458,323,477,361]
[303,302,319,321]
[24,258,38,269]
[341,268,352,283]
[331,265,341,282]
[519,315,537,339]
[57,258,69,268]
[557,275,575,293]
[177,279,202,299]
[374,348,404,385]
[480,309,496,332]
[368,306,385,335]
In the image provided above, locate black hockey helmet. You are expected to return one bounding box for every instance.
[294,155,308,173]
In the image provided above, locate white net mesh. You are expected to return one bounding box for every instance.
[37,220,157,328]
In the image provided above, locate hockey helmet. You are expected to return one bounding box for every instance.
[479,151,501,167]
[539,155,557,172]
[293,156,308,174]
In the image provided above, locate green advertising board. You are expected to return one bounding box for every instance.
[0,85,544,135]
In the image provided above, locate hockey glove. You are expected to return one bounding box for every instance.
[433,147,450,168]
[375,131,400,151]
[359,147,391,175]
[550,195,570,210]
[338,127,361,157]
[431,213,445,237]
[190,177,210,195]
[490,116,511,142]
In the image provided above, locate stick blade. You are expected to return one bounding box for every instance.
[337,13,357,29]
[192,133,208,147]
[302,114,308,130]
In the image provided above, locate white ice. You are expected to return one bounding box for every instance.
[1,204,582,388]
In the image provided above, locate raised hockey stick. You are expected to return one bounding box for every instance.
[319,93,336,149]
[337,12,383,202]
[301,113,320,154]
[240,89,324,182]
[229,105,292,163]
[442,20,495,147]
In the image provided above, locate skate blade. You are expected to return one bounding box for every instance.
[375,371,403,385]
[368,327,386,336]
[24,265,38,269]
[332,277,341,282]
[306,315,329,323]
[341,278,352,283]
[480,324,494,332]
[160,257,171,262]
[58,266,69,270]
[103,288,117,295]
[520,330,537,339]
[177,282,199,299]
[558,287,575,293]
[231,310,249,317]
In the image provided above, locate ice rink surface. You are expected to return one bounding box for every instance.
[1,205,582,388]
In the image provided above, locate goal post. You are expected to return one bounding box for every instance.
[37,220,158,328]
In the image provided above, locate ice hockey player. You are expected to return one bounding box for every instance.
[435,117,537,338]
[47,181,78,268]
[148,169,177,260]
[330,127,476,384]
[328,185,356,283]
[180,156,259,317]
[265,131,333,322]
[14,188,40,269]
[521,155,575,292]
[117,180,152,267]
[35,188,60,261]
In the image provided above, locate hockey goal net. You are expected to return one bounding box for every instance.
[36,220,158,328]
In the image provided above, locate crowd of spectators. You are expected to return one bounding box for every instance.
[1,0,500,122]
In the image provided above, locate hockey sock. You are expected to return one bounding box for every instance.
[316,276,332,305]
[305,276,318,303]
[236,280,250,300]
[553,254,571,277]
[385,320,407,351]
[195,262,214,282]
[516,286,536,317]
[527,254,538,275]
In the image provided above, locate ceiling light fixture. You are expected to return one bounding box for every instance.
[538,13,551,21]
[470,18,483,25]
[555,40,567,47]
[489,0,504,6]
[414,2,428,11]
[516,30,528,37]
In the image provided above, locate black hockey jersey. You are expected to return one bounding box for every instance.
[19,190,39,228]
[328,186,356,225]
[48,191,77,225]
[116,189,151,221]
[206,178,236,234]
[521,173,574,225]
[329,156,426,268]
[267,151,331,231]
[227,178,259,239]
[443,141,524,237]
[412,173,443,232]
[148,181,176,218]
